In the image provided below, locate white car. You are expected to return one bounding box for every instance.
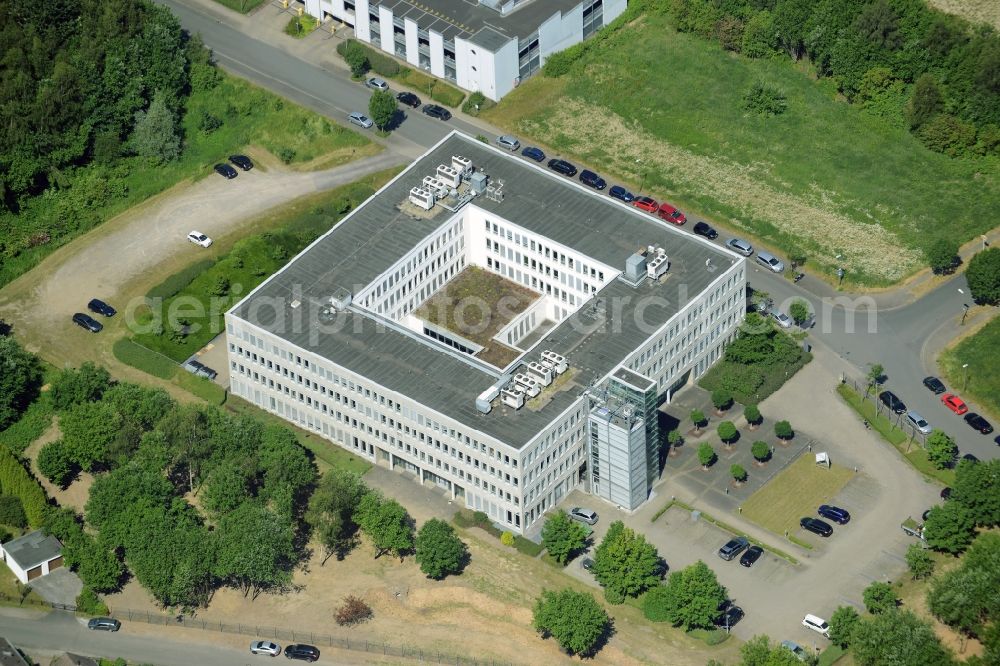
[771,311,792,328]
[366,77,389,91]
[906,410,932,434]
[802,613,831,638]
[348,112,374,129]
[250,640,281,656]
[187,231,212,248]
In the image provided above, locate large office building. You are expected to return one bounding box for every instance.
[300,0,627,100]
[226,132,746,534]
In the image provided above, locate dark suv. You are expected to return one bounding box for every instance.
[421,104,451,120]
[284,644,320,661]
[547,159,578,177]
[693,221,718,239]
[879,390,906,414]
[229,155,253,171]
[579,169,606,190]
[73,312,103,333]
[800,517,833,537]
[817,505,850,524]
[965,413,994,434]
[718,536,749,561]
[923,376,946,394]
[88,298,116,317]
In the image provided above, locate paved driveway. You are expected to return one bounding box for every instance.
[28,568,83,607]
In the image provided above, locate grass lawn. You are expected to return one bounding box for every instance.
[396,68,466,108]
[741,455,854,536]
[284,15,320,38]
[482,14,1000,286]
[0,567,46,607]
[211,0,265,13]
[939,315,1000,420]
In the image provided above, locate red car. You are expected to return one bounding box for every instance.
[632,196,658,213]
[657,202,686,225]
[941,393,969,415]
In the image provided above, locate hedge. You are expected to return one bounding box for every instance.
[112,338,178,380]
[336,39,465,107]
[453,510,542,556]
[337,39,400,77]
[0,445,49,528]
[0,398,53,455]
[146,259,216,300]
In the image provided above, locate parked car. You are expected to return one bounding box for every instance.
[283,644,320,662]
[941,393,969,415]
[365,77,389,91]
[569,507,598,525]
[521,146,545,162]
[879,390,907,414]
[609,185,634,202]
[187,231,213,248]
[962,453,980,463]
[579,169,607,190]
[941,487,952,500]
[780,640,809,662]
[726,238,754,256]
[631,196,658,213]
[250,640,281,656]
[87,617,120,631]
[771,311,793,328]
[422,104,451,120]
[496,135,520,151]
[964,412,994,434]
[718,536,749,561]
[755,251,785,273]
[923,376,946,394]
[581,557,594,571]
[229,155,253,171]
[396,91,421,108]
[547,159,577,177]
[348,112,374,129]
[657,202,686,225]
[817,505,850,524]
[88,298,116,317]
[693,221,718,239]
[214,163,238,179]
[183,358,218,381]
[739,545,763,567]
[73,313,103,333]
[799,517,833,537]
[716,604,744,629]
[906,410,932,435]
[802,613,831,638]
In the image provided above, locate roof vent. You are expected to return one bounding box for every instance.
[470,171,488,194]
[330,287,352,310]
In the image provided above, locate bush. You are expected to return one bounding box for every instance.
[0,446,49,528]
[730,464,747,482]
[0,399,54,455]
[967,248,1000,305]
[336,40,370,77]
[743,82,787,116]
[37,439,77,487]
[76,586,109,615]
[789,299,809,325]
[335,595,373,626]
[642,585,672,622]
[276,147,296,164]
[0,495,27,528]
[146,260,216,300]
[462,91,494,116]
[926,238,959,274]
[501,531,515,547]
[197,110,222,134]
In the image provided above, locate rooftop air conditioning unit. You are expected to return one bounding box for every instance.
[452,155,472,177]
[437,164,460,187]
[540,350,568,374]
[409,187,435,210]
[501,388,525,410]
[526,361,552,386]
[423,176,450,197]
[647,247,669,280]
[512,373,541,397]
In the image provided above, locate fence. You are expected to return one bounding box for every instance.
[840,376,929,448]
[0,591,76,612]
[112,607,516,666]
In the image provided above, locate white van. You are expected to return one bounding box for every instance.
[802,614,830,637]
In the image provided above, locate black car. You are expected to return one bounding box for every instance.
[579,169,607,190]
[521,146,546,162]
[962,453,980,463]
[718,536,749,561]
[879,390,906,414]
[87,298,116,317]
[923,376,946,394]
[799,517,833,537]
[214,163,238,179]
[693,221,718,239]
[422,104,451,120]
[581,557,594,571]
[396,91,421,108]
[229,155,253,171]
[941,487,952,500]
[716,604,744,629]
[72,312,103,333]
[739,545,763,567]
[964,412,994,434]
[284,644,320,662]
[547,158,577,177]
[818,504,850,524]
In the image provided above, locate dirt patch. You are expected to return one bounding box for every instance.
[23,418,94,515]
[928,0,1000,30]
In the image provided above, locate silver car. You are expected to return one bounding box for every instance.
[365,77,389,91]
[348,112,374,129]
[771,311,792,328]
[755,251,784,273]
[250,640,281,656]
[569,507,598,525]
[726,238,754,256]
[496,135,520,151]
[906,410,932,434]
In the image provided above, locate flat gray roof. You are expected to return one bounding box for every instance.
[2,530,61,570]
[232,132,738,448]
[0,637,29,666]
[374,0,583,43]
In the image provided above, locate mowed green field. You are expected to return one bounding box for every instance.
[940,315,1000,420]
[485,14,1000,285]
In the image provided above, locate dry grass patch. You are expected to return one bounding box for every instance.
[928,0,1000,30]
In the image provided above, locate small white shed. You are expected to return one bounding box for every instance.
[1,530,63,585]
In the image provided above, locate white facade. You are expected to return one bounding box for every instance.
[1,531,63,585]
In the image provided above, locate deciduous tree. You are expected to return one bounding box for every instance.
[862,581,898,614]
[306,468,368,563]
[355,493,414,561]
[592,520,661,603]
[966,247,1000,305]
[213,501,295,600]
[697,443,716,467]
[850,610,951,666]
[774,420,793,441]
[368,90,397,131]
[49,363,112,411]
[414,518,467,579]
[926,430,957,470]
[731,464,747,482]
[951,458,1000,527]
[0,336,41,429]
[905,543,934,580]
[829,605,860,648]
[541,510,588,565]
[37,439,77,487]
[533,588,609,657]
[924,502,976,554]
[926,238,959,274]
[647,560,727,631]
[717,421,738,444]
[751,441,770,463]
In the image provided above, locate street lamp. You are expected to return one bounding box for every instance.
[963,363,970,391]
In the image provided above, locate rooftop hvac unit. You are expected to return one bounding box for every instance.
[512,373,541,397]
[436,164,460,187]
[540,350,568,374]
[501,388,525,410]
[625,252,647,283]
[452,155,472,177]
[476,386,501,414]
[469,171,488,194]
[647,247,669,280]
[526,361,552,386]
[409,187,435,210]
[422,176,450,197]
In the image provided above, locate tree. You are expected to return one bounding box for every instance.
[532,588,609,657]
[924,502,976,554]
[927,533,1000,636]
[213,501,296,600]
[966,248,1000,305]
[751,441,770,463]
[0,496,27,529]
[741,10,777,58]
[739,634,803,666]
[744,404,761,428]
[541,510,588,565]
[951,458,1000,527]
[731,464,748,483]
[339,40,370,77]
[830,605,860,648]
[37,439,77,487]
[0,336,41,430]
[355,493,414,561]
[210,275,230,297]
[697,443,716,467]
[667,429,683,450]
[127,90,180,163]
[60,402,122,471]
[49,363,112,411]
[926,238,959,274]
[850,610,952,666]
[592,521,661,603]
[926,430,957,470]
[414,518,467,579]
[717,421,738,444]
[200,460,252,516]
[368,90,397,131]
[774,420,793,441]
[862,581,898,614]
[905,543,934,580]
[306,468,368,563]
[906,74,944,130]
[789,299,809,325]
[711,389,733,411]
[865,363,884,396]
[646,560,727,631]
[690,409,706,434]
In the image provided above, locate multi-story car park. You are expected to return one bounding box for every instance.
[299,0,627,101]
[226,132,746,535]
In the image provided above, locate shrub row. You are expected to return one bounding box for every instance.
[0,445,49,528]
[453,511,542,556]
[337,39,400,78]
[336,39,465,108]
[0,399,53,455]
